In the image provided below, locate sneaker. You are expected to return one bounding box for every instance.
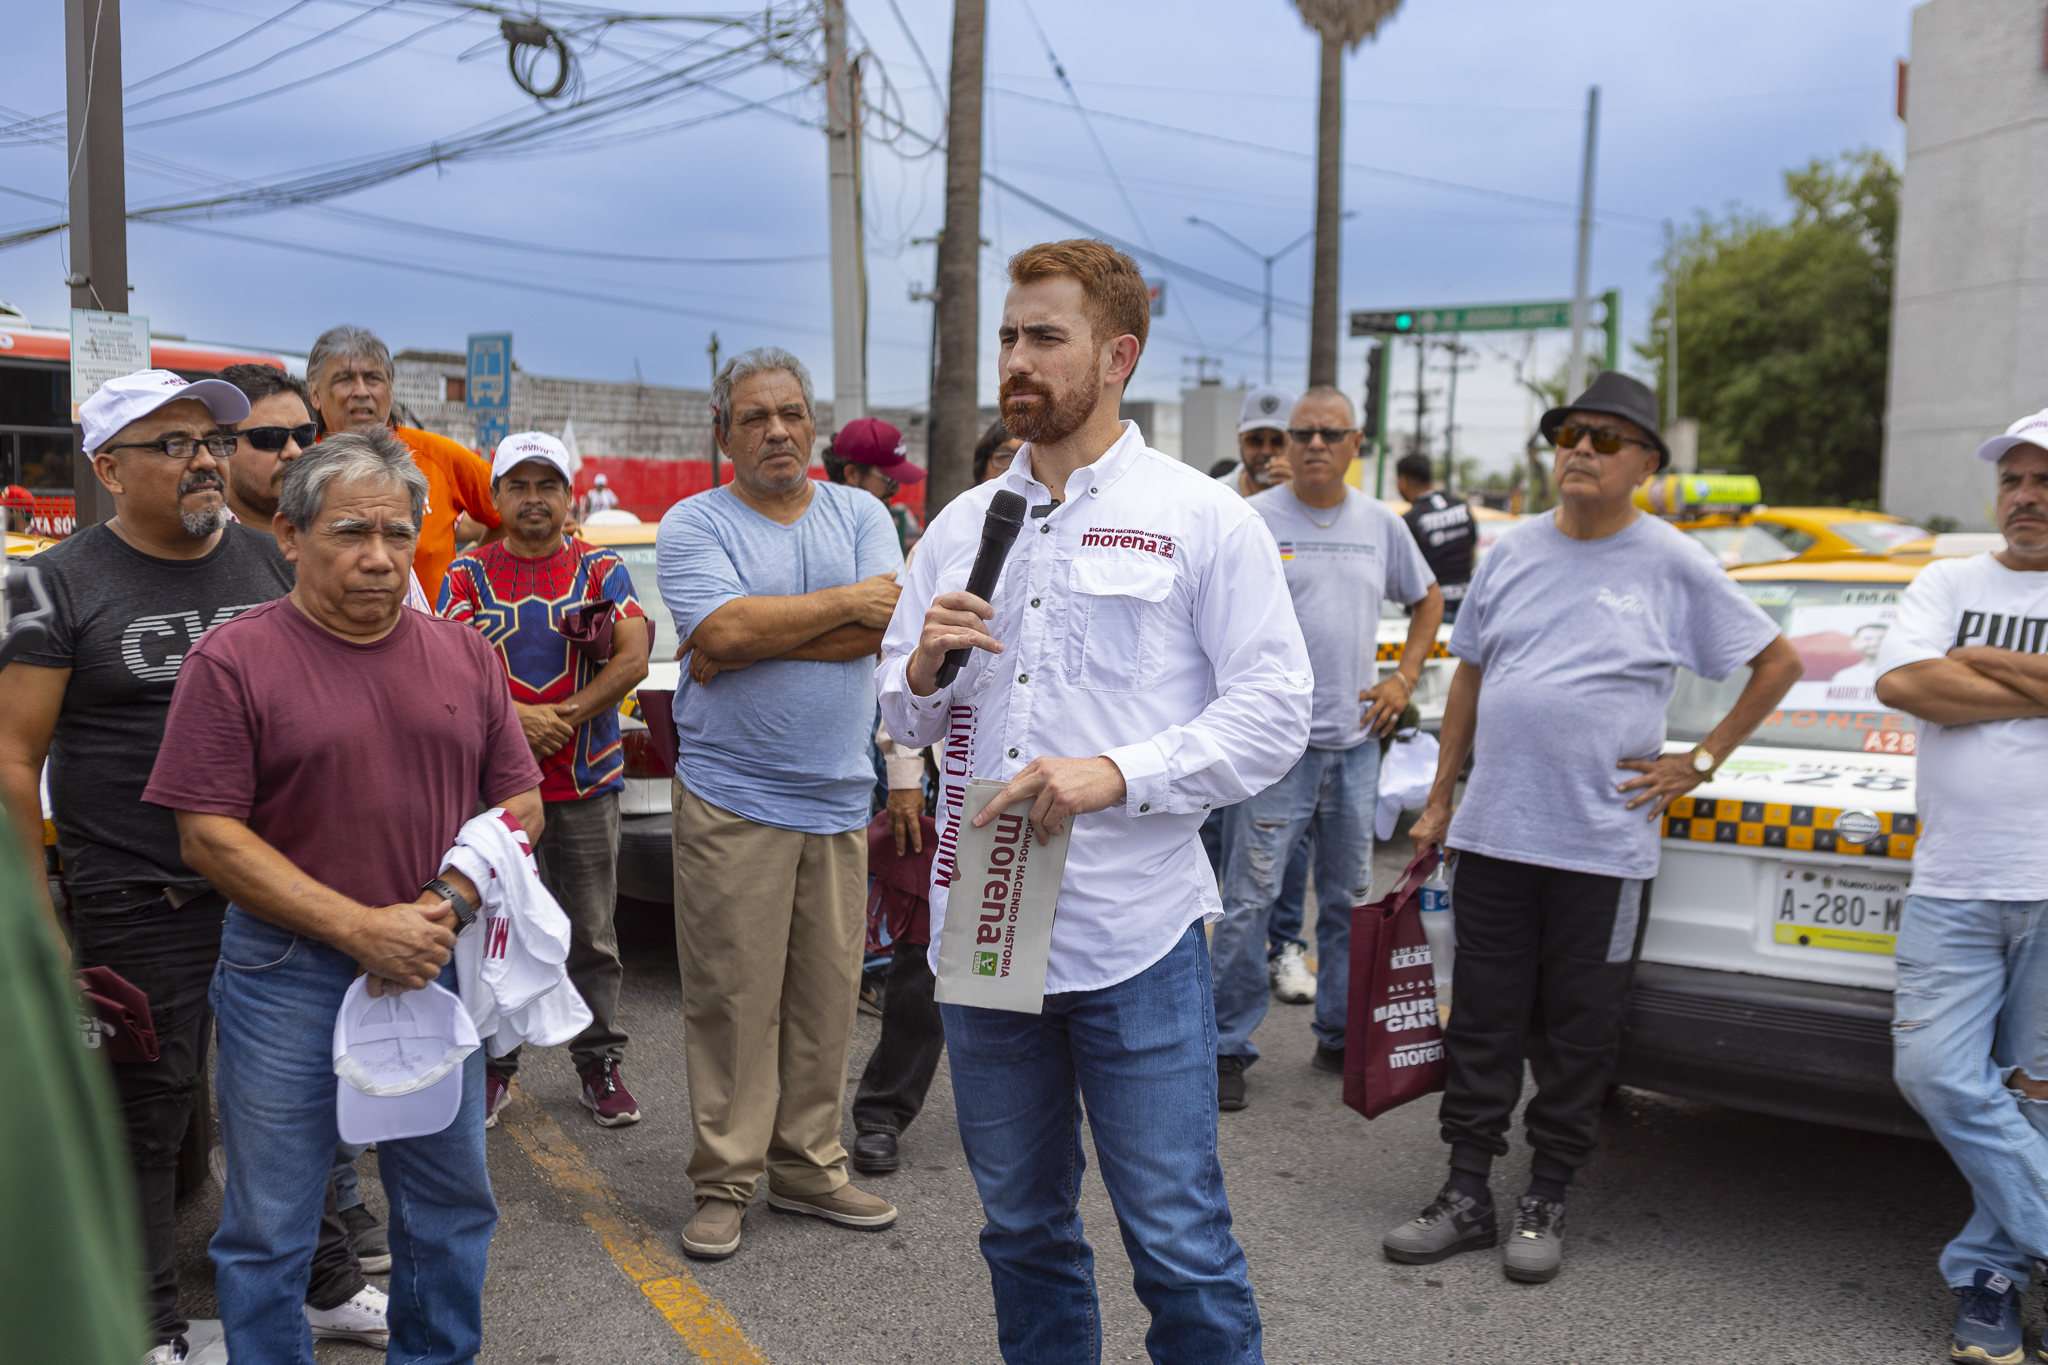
[339,1203,391,1275]
[1952,1269,2023,1365]
[1312,1042,1345,1075]
[1271,943,1316,1004]
[766,1183,899,1229]
[1382,1182,1498,1265]
[858,974,885,1017]
[142,1339,188,1364]
[304,1283,390,1348]
[1503,1195,1566,1283]
[579,1059,642,1127]
[681,1197,745,1260]
[484,1071,511,1129]
[1217,1054,1248,1112]
[852,1130,900,1175]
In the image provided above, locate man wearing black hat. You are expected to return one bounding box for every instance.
[1388,372,1801,1284]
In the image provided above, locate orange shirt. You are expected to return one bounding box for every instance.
[394,426,501,605]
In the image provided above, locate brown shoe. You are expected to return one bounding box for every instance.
[766,1183,898,1229]
[680,1197,745,1260]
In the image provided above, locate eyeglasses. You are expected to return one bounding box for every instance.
[237,423,317,452]
[101,434,238,462]
[1241,429,1288,449]
[1554,423,1653,456]
[1287,427,1358,445]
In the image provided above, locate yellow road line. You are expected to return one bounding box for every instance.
[502,1103,769,1363]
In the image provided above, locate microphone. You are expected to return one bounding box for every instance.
[936,489,1029,688]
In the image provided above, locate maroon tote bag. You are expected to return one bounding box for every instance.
[1343,849,1448,1120]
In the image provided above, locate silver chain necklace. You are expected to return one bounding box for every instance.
[1296,490,1345,529]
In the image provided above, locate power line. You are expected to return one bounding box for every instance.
[1015,0,1153,251]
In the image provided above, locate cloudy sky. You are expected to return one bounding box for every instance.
[3,0,1917,477]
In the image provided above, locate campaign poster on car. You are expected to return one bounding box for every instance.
[1779,603,1899,712]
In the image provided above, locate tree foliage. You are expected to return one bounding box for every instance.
[1639,149,1898,505]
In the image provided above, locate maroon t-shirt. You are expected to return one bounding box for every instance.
[143,597,542,909]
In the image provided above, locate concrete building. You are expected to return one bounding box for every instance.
[1179,383,1246,474]
[1883,0,2048,528]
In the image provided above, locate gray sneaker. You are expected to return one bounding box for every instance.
[1502,1195,1565,1283]
[1383,1183,1498,1264]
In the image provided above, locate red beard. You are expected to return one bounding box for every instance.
[999,364,1099,447]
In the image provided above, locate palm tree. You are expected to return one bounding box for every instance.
[1292,0,1403,387]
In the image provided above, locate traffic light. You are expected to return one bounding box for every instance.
[1363,342,1386,442]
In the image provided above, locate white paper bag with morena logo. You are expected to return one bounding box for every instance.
[934,779,1072,1015]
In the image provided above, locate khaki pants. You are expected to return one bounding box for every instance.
[671,777,866,1203]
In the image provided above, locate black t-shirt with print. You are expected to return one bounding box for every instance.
[17,522,294,896]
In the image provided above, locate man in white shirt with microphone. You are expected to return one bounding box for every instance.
[877,239,1311,1364]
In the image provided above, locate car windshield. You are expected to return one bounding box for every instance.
[1666,578,1919,755]
[1830,520,1928,554]
[607,545,677,663]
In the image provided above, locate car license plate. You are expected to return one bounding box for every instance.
[1769,863,1909,956]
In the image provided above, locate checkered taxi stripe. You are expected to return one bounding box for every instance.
[1662,797,1917,861]
[1374,641,1453,662]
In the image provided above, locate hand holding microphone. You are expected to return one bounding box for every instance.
[908,491,1028,697]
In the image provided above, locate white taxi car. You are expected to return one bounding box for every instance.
[1613,558,1926,1136]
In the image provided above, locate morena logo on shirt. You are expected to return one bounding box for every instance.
[1078,527,1175,559]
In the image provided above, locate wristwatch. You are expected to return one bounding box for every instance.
[422,877,478,933]
[1687,745,1718,778]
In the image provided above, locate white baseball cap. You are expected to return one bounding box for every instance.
[1977,408,2048,462]
[491,430,575,484]
[1238,385,1297,434]
[80,369,251,454]
[332,978,479,1144]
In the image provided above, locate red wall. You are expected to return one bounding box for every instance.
[577,457,927,525]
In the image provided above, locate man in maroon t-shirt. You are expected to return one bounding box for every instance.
[143,430,542,1365]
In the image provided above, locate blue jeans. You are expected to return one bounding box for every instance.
[941,926,1263,1365]
[210,907,497,1364]
[1893,895,2048,1289]
[1199,810,1311,959]
[1214,743,1379,1059]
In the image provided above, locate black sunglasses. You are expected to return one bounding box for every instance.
[1554,423,1653,456]
[237,423,318,452]
[1287,427,1357,445]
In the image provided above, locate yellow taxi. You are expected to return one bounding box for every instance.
[1616,555,1926,1134]
[1635,474,1928,567]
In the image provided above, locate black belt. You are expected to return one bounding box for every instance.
[70,885,223,912]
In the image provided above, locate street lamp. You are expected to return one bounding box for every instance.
[1186,216,1349,384]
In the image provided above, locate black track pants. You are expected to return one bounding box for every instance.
[1436,851,1649,1186]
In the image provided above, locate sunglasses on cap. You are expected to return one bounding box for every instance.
[1287,427,1357,445]
[237,423,318,452]
[1554,423,1654,456]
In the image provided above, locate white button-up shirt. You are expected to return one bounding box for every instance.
[876,421,1312,993]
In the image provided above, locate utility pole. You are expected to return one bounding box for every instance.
[1440,334,1466,496]
[928,0,986,516]
[1663,219,1678,430]
[823,0,867,427]
[707,331,721,490]
[1566,84,1600,401]
[66,0,129,529]
[1307,33,1344,387]
[1412,336,1427,463]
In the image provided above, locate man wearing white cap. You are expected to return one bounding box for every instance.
[1875,411,2048,1365]
[586,472,619,515]
[442,432,651,1129]
[1214,384,1296,498]
[1200,382,1318,1013]
[0,370,306,1362]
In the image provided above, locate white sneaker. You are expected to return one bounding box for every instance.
[141,1340,187,1365]
[1271,942,1316,1004]
[304,1283,390,1348]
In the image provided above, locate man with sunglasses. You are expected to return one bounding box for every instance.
[1214,384,1296,497]
[0,371,307,1363]
[1392,372,1800,1285]
[1212,387,1442,1112]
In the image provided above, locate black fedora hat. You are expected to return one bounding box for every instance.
[1539,371,1669,470]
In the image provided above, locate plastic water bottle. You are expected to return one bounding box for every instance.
[1419,855,1455,1008]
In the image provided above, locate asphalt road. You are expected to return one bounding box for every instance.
[171,832,1997,1364]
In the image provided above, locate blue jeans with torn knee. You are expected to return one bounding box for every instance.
[1213,742,1378,1060]
[1892,894,2048,1289]
[942,926,1263,1365]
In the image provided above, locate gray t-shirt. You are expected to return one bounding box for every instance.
[1248,486,1435,750]
[1447,511,1778,878]
[17,523,295,896]
[655,480,904,835]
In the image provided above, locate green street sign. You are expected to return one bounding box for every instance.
[1351,300,1582,336]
